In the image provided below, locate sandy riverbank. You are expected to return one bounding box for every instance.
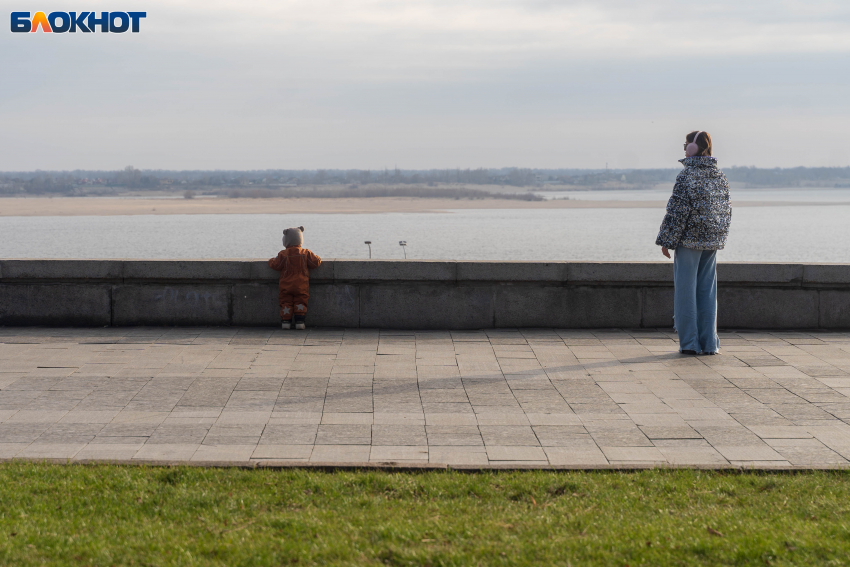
[0,197,845,216]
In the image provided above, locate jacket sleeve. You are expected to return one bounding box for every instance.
[304,249,322,269]
[655,175,691,249]
[268,252,286,271]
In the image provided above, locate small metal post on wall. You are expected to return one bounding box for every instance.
[399,241,407,259]
[365,241,372,259]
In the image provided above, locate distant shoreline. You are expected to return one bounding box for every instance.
[0,196,847,216]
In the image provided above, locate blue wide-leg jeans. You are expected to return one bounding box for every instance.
[673,247,719,354]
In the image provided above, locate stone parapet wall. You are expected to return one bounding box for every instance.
[1,259,849,328]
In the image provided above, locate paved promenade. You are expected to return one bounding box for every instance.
[1,327,849,468]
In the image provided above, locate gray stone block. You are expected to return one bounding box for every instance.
[457,262,566,282]
[819,291,850,328]
[247,259,335,283]
[359,284,493,329]
[804,265,850,286]
[335,260,455,282]
[566,263,672,283]
[642,287,675,328]
[247,261,280,282]
[311,261,335,283]
[122,260,253,282]
[718,263,803,285]
[231,283,358,327]
[0,260,122,281]
[0,284,111,326]
[718,288,819,328]
[231,283,278,326]
[495,286,642,328]
[309,284,359,327]
[112,285,230,325]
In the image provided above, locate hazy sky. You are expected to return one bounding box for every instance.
[2,0,849,170]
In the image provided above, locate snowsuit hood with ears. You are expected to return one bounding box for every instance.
[283,226,305,248]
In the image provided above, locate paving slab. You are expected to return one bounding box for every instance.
[600,446,667,462]
[370,446,429,462]
[75,443,146,461]
[428,446,489,465]
[543,446,609,465]
[133,444,199,461]
[309,444,371,462]
[656,446,728,465]
[0,443,30,458]
[19,443,86,460]
[0,327,848,468]
[486,446,547,461]
[192,444,256,462]
[713,445,786,461]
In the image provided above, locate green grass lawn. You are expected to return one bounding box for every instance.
[1,464,849,566]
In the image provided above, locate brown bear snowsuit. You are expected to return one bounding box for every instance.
[268,227,321,321]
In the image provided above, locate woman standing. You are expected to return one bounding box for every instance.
[656,131,732,355]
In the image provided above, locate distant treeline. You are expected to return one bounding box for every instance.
[551,167,850,188]
[0,166,563,194]
[725,166,850,187]
[221,186,544,201]
[1,165,848,195]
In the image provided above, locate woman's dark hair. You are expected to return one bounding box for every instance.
[686,131,712,156]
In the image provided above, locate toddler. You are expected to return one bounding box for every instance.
[268,226,322,330]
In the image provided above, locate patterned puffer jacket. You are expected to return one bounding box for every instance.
[655,156,732,250]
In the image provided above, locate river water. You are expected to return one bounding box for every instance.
[1,201,849,263]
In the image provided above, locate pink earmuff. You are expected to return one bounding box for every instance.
[685,131,702,157]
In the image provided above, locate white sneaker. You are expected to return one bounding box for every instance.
[295,322,306,330]
[281,321,291,330]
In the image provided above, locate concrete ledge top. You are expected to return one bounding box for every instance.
[1,259,849,286]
